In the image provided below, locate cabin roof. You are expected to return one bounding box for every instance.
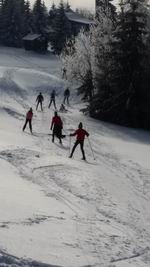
[22,34,41,41]
[65,11,94,25]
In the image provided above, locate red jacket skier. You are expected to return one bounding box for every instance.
[22,108,33,134]
[69,122,89,160]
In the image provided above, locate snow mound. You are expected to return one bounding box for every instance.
[0,66,67,118]
[0,67,66,98]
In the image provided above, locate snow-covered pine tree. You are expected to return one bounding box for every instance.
[96,0,116,24]
[89,0,116,119]
[64,1,70,11]
[61,29,95,103]
[50,0,72,54]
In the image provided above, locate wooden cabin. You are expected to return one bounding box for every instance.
[22,34,48,52]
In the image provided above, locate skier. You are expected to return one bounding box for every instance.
[22,107,33,134]
[50,111,63,143]
[69,122,89,160]
[59,103,67,113]
[36,92,44,111]
[62,67,67,79]
[63,88,70,105]
[48,89,56,109]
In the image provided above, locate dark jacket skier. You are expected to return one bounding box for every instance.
[63,88,70,105]
[48,89,56,109]
[50,111,63,143]
[62,67,67,79]
[22,108,33,134]
[69,122,89,160]
[36,92,44,111]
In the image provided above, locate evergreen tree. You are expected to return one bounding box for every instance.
[110,0,148,126]
[0,0,25,47]
[96,0,116,24]
[92,0,149,127]
[49,2,57,25]
[24,0,33,35]
[51,0,71,54]
[64,1,70,11]
[32,0,48,34]
[18,0,27,36]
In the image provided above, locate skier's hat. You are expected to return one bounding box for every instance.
[78,122,83,128]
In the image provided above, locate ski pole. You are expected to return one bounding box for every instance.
[63,128,67,134]
[87,137,96,160]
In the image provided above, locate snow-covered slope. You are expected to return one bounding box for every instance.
[0,47,150,267]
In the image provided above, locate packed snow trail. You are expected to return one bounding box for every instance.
[0,47,150,267]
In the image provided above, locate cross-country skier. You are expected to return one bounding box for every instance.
[50,111,63,143]
[36,92,44,111]
[48,89,56,109]
[59,103,67,113]
[69,122,89,160]
[62,67,67,79]
[22,107,33,134]
[63,88,70,105]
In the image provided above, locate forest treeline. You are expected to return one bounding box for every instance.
[62,0,150,129]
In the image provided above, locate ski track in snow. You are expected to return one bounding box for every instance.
[0,48,150,266]
[0,250,60,267]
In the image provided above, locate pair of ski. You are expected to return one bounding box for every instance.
[48,133,66,138]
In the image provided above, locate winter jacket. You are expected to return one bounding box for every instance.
[51,116,63,129]
[26,110,33,120]
[51,91,56,99]
[71,129,89,141]
[64,89,70,96]
[36,94,44,102]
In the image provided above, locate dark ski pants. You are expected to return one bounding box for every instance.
[23,119,32,133]
[63,96,69,105]
[48,99,56,109]
[52,126,62,144]
[70,140,85,159]
[36,101,43,111]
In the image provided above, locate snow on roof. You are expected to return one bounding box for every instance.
[65,11,94,25]
[22,34,41,41]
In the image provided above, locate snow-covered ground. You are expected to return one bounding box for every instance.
[0,47,150,267]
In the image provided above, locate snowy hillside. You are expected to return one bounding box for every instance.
[0,47,150,267]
